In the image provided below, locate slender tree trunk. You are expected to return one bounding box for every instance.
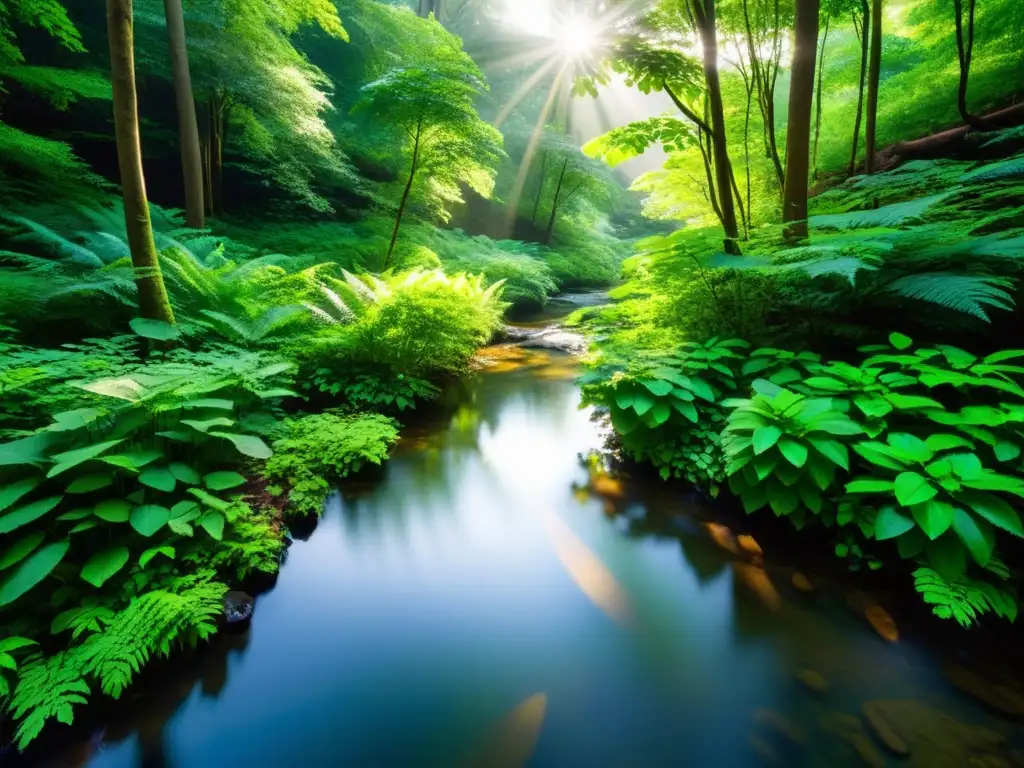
[743,74,753,228]
[386,120,422,269]
[692,0,741,253]
[783,0,820,240]
[849,0,869,175]
[210,95,225,216]
[742,0,784,191]
[730,165,748,238]
[544,158,568,245]
[864,0,883,174]
[812,12,830,180]
[953,0,991,130]
[163,0,203,229]
[106,0,174,324]
[531,151,547,226]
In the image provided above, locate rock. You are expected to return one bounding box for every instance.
[945,665,1024,718]
[703,522,741,555]
[791,572,815,593]
[796,668,829,694]
[862,702,910,755]
[222,591,254,628]
[737,534,763,556]
[590,473,624,499]
[820,712,886,768]
[752,708,806,747]
[734,564,783,612]
[864,604,899,643]
[492,325,538,343]
[516,327,587,355]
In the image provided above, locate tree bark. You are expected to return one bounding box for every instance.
[531,151,547,225]
[692,0,741,254]
[386,120,422,269]
[163,0,204,229]
[953,0,992,130]
[106,0,175,324]
[210,94,225,217]
[783,0,820,240]
[864,0,883,174]
[849,0,869,175]
[544,158,568,245]
[811,12,830,180]
[742,0,785,191]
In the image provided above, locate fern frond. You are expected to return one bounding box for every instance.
[810,193,949,230]
[913,567,1017,627]
[886,272,1015,321]
[3,214,104,267]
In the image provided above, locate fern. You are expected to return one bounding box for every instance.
[809,193,950,230]
[886,273,1015,321]
[913,568,1018,628]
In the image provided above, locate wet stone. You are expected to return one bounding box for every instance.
[796,668,829,695]
[791,572,815,593]
[862,702,910,755]
[223,591,254,628]
[820,712,886,768]
[752,708,806,747]
[945,665,1024,718]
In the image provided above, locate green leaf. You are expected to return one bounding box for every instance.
[778,437,808,467]
[614,389,634,409]
[807,437,849,469]
[684,377,715,402]
[0,540,69,606]
[853,442,906,471]
[65,473,114,494]
[47,439,123,477]
[671,400,698,422]
[952,508,995,567]
[911,498,955,540]
[887,433,933,463]
[650,401,672,426]
[183,398,235,410]
[181,417,235,434]
[874,506,916,540]
[139,546,175,569]
[0,478,41,513]
[642,379,673,397]
[0,532,46,571]
[948,453,983,481]
[100,449,163,470]
[752,426,782,455]
[139,466,176,493]
[0,637,37,654]
[80,546,130,587]
[0,496,62,534]
[130,505,170,537]
[169,463,201,484]
[93,499,131,523]
[210,432,273,459]
[994,441,1022,462]
[926,533,967,582]
[187,488,232,512]
[199,511,225,540]
[203,471,247,491]
[56,507,92,521]
[894,472,938,506]
[958,490,1024,537]
[846,478,896,494]
[69,520,98,534]
[631,392,654,416]
[129,317,179,341]
[897,528,927,559]
[767,481,800,516]
[889,332,913,350]
[926,434,975,452]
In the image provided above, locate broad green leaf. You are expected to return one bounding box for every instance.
[897,528,927,559]
[805,453,835,490]
[889,332,913,350]
[129,317,179,341]
[187,488,232,512]
[925,533,967,582]
[0,497,61,534]
[139,466,176,493]
[199,511,225,540]
[925,434,975,452]
[911,498,955,540]
[846,478,895,494]
[959,490,1024,537]
[948,453,983,481]
[874,506,915,540]
[210,432,272,459]
[0,637,36,653]
[139,545,175,569]
[0,433,53,467]
[807,437,849,470]
[766,481,800,516]
[0,478,40,513]
[69,520,98,534]
[631,392,654,416]
[100,449,163,470]
[130,505,170,537]
[642,379,673,397]
[887,433,933,463]
[0,532,46,571]
[56,508,92,521]
[752,426,782,455]
[182,417,236,434]
[994,441,1022,462]
[885,393,944,411]
[671,400,698,422]
[778,437,808,467]
[0,540,69,606]
[614,389,634,409]
[683,377,715,403]
[183,398,235,410]
[952,508,995,567]
[93,499,131,523]
[169,463,201,484]
[156,430,193,442]
[65,473,114,494]
[649,401,672,426]
[47,439,123,477]
[894,472,937,506]
[46,407,105,432]
[853,442,906,471]
[80,547,130,587]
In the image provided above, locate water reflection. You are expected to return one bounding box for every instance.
[59,344,1024,768]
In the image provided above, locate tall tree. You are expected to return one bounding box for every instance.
[848,0,869,174]
[106,0,175,324]
[953,0,994,131]
[782,0,820,239]
[163,0,204,228]
[863,0,882,174]
[811,5,831,179]
[739,0,788,192]
[353,59,503,268]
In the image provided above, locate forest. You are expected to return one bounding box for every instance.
[1,0,1024,763]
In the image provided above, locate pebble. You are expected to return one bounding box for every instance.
[862,702,910,755]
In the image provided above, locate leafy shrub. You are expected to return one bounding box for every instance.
[264,412,399,515]
[303,368,440,412]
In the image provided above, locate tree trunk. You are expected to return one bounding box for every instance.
[163,0,204,229]
[743,73,753,228]
[692,0,741,253]
[783,0,820,240]
[697,130,724,226]
[742,0,785,191]
[531,151,547,225]
[106,0,175,324]
[210,96,225,216]
[811,12,830,180]
[386,121,422,269]
[953,0,992,130]
[864,0,883,174]
[544,158,568,245]
[849,0,869,175]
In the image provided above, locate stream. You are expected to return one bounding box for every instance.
[45,296,1024,767]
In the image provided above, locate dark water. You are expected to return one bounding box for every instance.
[61,322,1024,767]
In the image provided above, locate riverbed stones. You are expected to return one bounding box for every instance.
[223,590,254,628]
[944,665,1024,718]
[820,712,886,768]
[862,702,909,755]
[515,327,587,354]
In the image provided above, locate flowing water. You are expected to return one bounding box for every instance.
[43,299,1024,767]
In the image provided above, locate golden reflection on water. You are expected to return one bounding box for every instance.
[464,693,548,768]
[543,511,633,625]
